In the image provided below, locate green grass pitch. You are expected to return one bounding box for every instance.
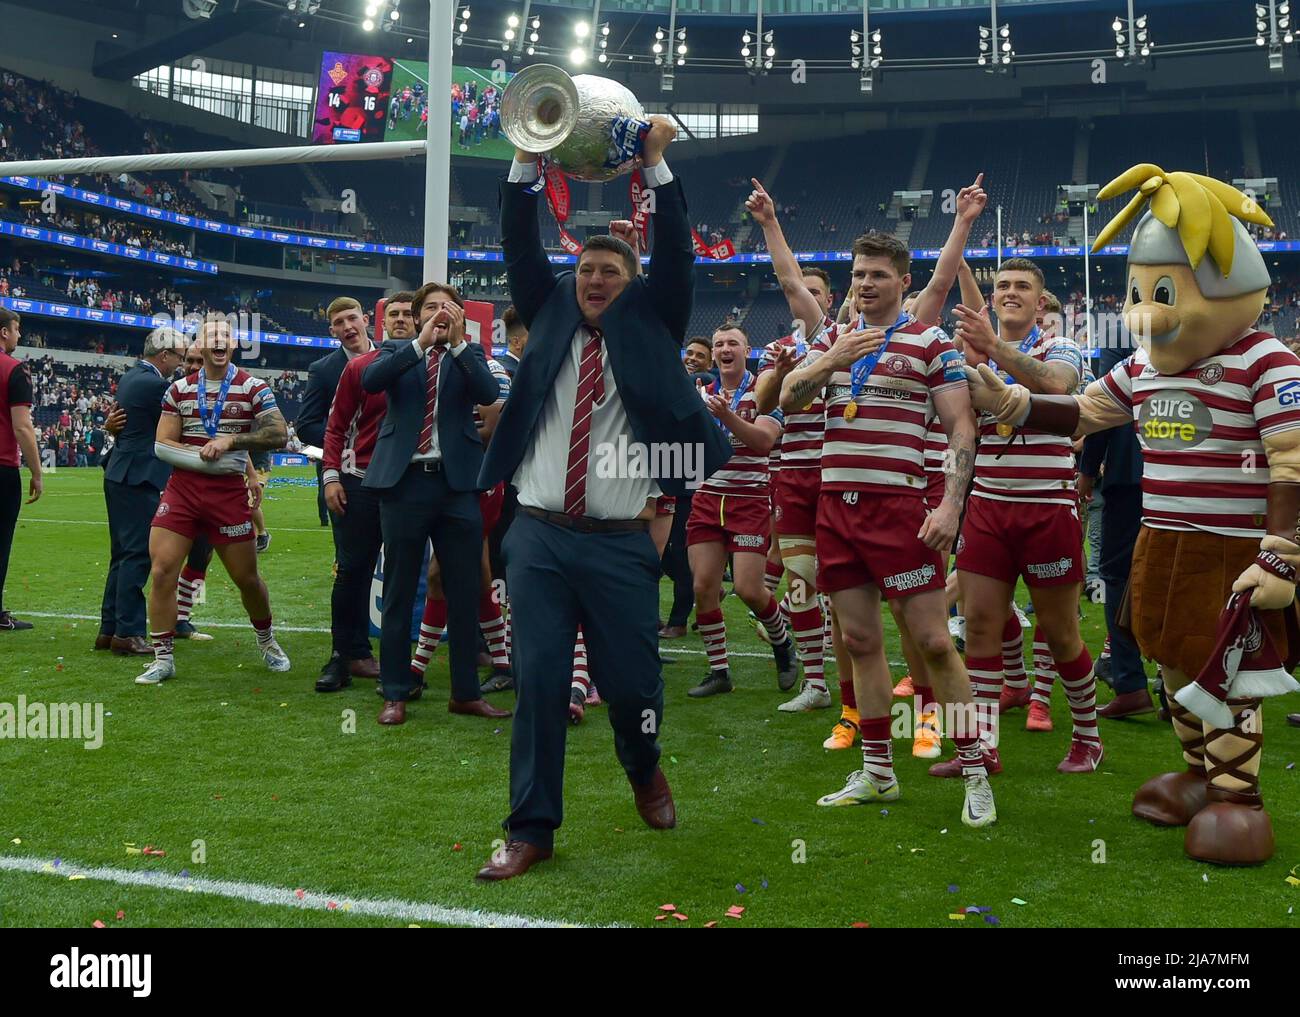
[1,467,1298,928]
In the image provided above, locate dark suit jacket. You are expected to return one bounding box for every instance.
[103,360,171,491]
[501,350,521,379]
[480,172,730,498]
[1079,342,1143,489]
[296,346,350,448]
[361,337,499,492]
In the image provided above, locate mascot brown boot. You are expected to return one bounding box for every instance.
[1132,669,1208,826]
[1185,698,1274,865]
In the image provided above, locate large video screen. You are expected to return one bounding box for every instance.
[313,52,395,144]
[383,59,515,161]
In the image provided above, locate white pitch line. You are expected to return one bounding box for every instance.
[0,855,599,928]
[16,612,785,659]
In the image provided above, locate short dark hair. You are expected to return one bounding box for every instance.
[580,234,637,279]
[713,322,747,340]
[686,335,712,352]
[502,304,526,337]
[0,309,19,332]
[999,257,1045,290]
[850,231,910,277]
[412,282,464,318]
[802,266,832,291]
[385,290,415,307]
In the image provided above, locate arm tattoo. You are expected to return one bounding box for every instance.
[944,445,975,504]
[787,376,821,408]
[230,410,289,452]
[995,342,1074,395]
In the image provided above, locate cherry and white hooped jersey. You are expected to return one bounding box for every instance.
[923,415,948,484]
[805,315,966,496]
[471,355,511,433]
[699,375,784,497]
[1098,330,1300,539]
[972,333,1084,507]
[757,320,835,473]
[161,368,277,472]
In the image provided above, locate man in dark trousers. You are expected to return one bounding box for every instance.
[361,281,510,726]
[298,292,415,682]
[474,119,730,881]
[1079,338,1152,718]
[96,326,186,654]
[299,295,386,685]
[0,309,42,632]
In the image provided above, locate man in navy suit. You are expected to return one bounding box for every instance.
[97,326,185,655]
[298,294,417,689]
[475,118,731,881]
[361,282,512,726]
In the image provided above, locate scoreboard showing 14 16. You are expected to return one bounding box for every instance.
[313,52,395,144]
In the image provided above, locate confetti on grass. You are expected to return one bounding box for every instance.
[948,913,966,921]
[1011,898,1027,906]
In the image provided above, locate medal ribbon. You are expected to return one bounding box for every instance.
[714,371,752,438]
[847,311,911,406]
[197,363,235,439]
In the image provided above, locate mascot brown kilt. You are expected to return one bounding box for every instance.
[967,165,1300,865]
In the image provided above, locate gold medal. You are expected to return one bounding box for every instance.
[996,422,1014,438]
[843,401,858,422]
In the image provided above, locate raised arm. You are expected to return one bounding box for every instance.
[641,118,694,344]
[952,303,1078,395]
[500,148,560,327]
[912,174,986,327]
[746,178,823,337]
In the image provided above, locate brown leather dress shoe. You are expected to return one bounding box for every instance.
[658,625,688,640]
[348,657,380,679]
[475,840,552,881]
[448,698,512,719]
[1098,689,1156,720]
[94,633,114,651]
[378,701,407,726]
[630,766,676,830]
[111,635,153,656]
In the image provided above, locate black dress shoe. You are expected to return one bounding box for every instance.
[315,653,352,693]
[773,638,799,691]
[688,669,734,698]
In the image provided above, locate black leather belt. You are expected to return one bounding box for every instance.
[522,506,649,533]
[408,459,442,473]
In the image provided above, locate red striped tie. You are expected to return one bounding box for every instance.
[417,346,443,454]
[563,326,605,517]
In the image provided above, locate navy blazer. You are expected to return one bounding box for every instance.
[479,173,730,499]
[103,360,171,491]
[296,346,351,448]
[361,337,499,492]
[1079,342,1143,489]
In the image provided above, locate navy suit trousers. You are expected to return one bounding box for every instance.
[501,511,664,851]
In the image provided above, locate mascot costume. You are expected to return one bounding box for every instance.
[967,165,1300,865]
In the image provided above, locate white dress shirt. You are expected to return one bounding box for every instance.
[409,337,468,464]
[509,152,673,518]
[515,325,662,519]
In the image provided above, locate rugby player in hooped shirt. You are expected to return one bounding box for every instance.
[686,323,798,698]
[137,318,292,686]
[778,231,996,829]
[946,258,1104,777]
[746,178,838,724]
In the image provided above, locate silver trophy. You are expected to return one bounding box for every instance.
[500,64,648,182]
